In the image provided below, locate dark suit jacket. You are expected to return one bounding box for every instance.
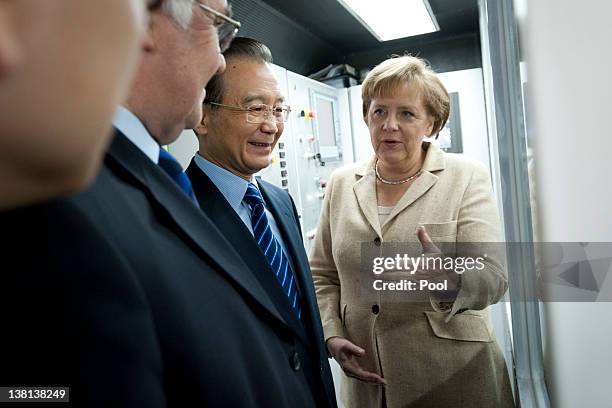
[186,159,336,406]
[1,199,160,406]
[1,130,336,407]
[74,133,340,408]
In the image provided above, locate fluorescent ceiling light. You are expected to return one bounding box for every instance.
[338,0,440,41]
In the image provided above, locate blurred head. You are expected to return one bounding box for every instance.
[0,0,150,210]
[126,0,236,146]
[196,37,286,180]
[362,56,450,166]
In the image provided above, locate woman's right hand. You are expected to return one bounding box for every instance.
[326,336,386,385]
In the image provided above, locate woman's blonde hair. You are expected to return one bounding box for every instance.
[361,55,450,136]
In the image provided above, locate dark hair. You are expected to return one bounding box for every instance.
[204,37,274,106]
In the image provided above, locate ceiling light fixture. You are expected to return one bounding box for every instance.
[337,0,440,41]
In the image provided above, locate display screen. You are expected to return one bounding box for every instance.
[313,93,341,160]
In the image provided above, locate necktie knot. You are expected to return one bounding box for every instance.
[157,148,199,207]
[158,148,183,178]
[243,182,265,207]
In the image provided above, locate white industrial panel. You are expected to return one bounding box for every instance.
[283,72,352,251]
[528,1,612,407]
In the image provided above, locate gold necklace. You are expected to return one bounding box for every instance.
[375,160,422,185]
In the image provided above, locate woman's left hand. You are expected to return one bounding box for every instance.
[413,226,460,292]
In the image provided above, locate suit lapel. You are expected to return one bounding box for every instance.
[257,181,304,278]
[383,143,445,227]
[107,132,285,326]
[258,181,313,298]
[187,161,309,345]
[258,181,328,351]
[353,157,382,237]
[354,144,446,233]
[382,173,438,228]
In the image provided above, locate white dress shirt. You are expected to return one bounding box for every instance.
[194,153,289,251]
[112,106,160,164]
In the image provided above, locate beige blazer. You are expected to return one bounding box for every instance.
[310,143,513,408]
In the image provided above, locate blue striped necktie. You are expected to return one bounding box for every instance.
[158,148,199,207]
[243,183,302,318]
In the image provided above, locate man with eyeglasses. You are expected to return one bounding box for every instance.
[57,1,320,407]
[187,37,337,408]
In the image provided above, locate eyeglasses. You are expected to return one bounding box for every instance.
[196,2,241,52]
[209,102,292,123]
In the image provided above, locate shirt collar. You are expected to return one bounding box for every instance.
[194,154,259,212]
[112,106,160,164]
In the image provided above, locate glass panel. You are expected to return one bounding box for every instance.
[478,0,550,406]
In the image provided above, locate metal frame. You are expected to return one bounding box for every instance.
[439,92,464,153]
[478,0,550,406]
[310,90,343,162]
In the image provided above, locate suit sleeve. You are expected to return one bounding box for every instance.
[430,161,509,320]
[0,202,165,407]
[309,173,345,342]
[74,223,166,407]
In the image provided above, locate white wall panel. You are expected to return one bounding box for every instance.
[528,1,612,407]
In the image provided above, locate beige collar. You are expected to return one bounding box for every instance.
[352,142,446,237]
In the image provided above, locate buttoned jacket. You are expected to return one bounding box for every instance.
[310,143,514,408]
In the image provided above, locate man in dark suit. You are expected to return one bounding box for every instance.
[5,2,336,407]
[74,2,336,407]
[188,37,336,407]
[1,1,151,405]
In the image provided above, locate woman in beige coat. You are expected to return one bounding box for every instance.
[309,56,513,408]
